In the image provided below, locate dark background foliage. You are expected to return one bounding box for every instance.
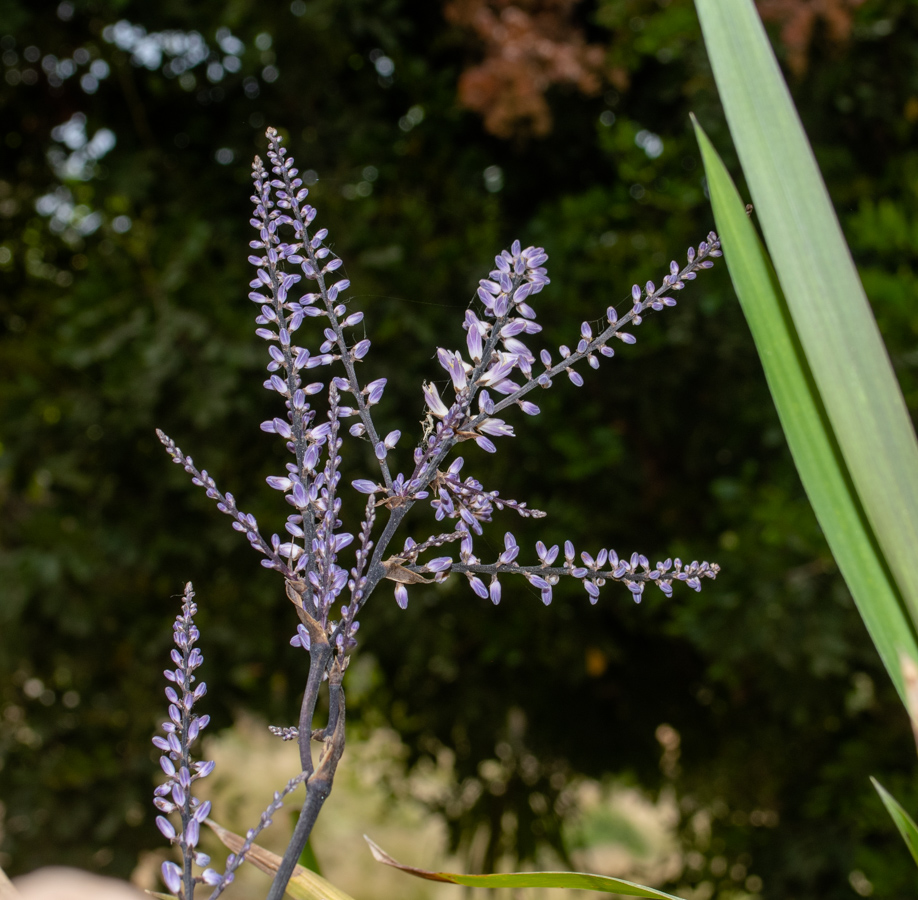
[2,0,918,897]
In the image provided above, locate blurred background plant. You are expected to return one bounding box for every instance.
[2,0,917,898]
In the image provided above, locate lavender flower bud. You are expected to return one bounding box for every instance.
[489,578,502,605]
[185,819,200,848]
[193,800,212,822]
[366,378,387,403]
[162,862,182,894]
[468,576,488,599]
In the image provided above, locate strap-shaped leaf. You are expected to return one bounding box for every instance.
[694,0,918,702]
[692,118,918,700]
[364,836,684,898]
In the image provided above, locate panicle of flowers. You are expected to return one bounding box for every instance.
[378,233,722,609]
[159,125,721,653]
[155,126,724,900]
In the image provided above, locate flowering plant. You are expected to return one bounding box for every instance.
[150,127,720,900]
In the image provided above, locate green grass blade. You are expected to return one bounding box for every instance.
[872,777,918,868]
[694,0,918,641]
[692,119,918,702]
[364,836,684,898]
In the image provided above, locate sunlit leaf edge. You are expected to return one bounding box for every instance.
[872,777,918,869]
[694,0,918,644]
[692,117,918,702]
[364,835,684,898]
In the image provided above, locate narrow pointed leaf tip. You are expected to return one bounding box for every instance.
[690,115,918,705]
[871,778,918,869]
[696,0,918,649]
[363,835,686,898]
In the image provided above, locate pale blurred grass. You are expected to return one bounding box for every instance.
[133,712,699,900]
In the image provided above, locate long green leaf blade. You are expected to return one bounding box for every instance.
[692,119,918,701]
[872,777,918,868]
[364,836,684,898]
[694,0,918,642]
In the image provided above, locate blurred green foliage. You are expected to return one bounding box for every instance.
[2,0,918,897]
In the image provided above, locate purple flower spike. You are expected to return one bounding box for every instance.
[153,129,723,900]
[152,584,218,893]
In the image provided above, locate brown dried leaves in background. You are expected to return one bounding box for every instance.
[757,0,867,74]
[443,0,610,138]
[445,0,868,139]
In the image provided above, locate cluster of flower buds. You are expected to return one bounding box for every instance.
[152,584,226,898]
[403,534,720,608]
[157,431,289,576]
[373,232,722,610]
[153,585,310,899]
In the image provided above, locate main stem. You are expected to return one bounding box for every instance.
[265,653,346,900]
